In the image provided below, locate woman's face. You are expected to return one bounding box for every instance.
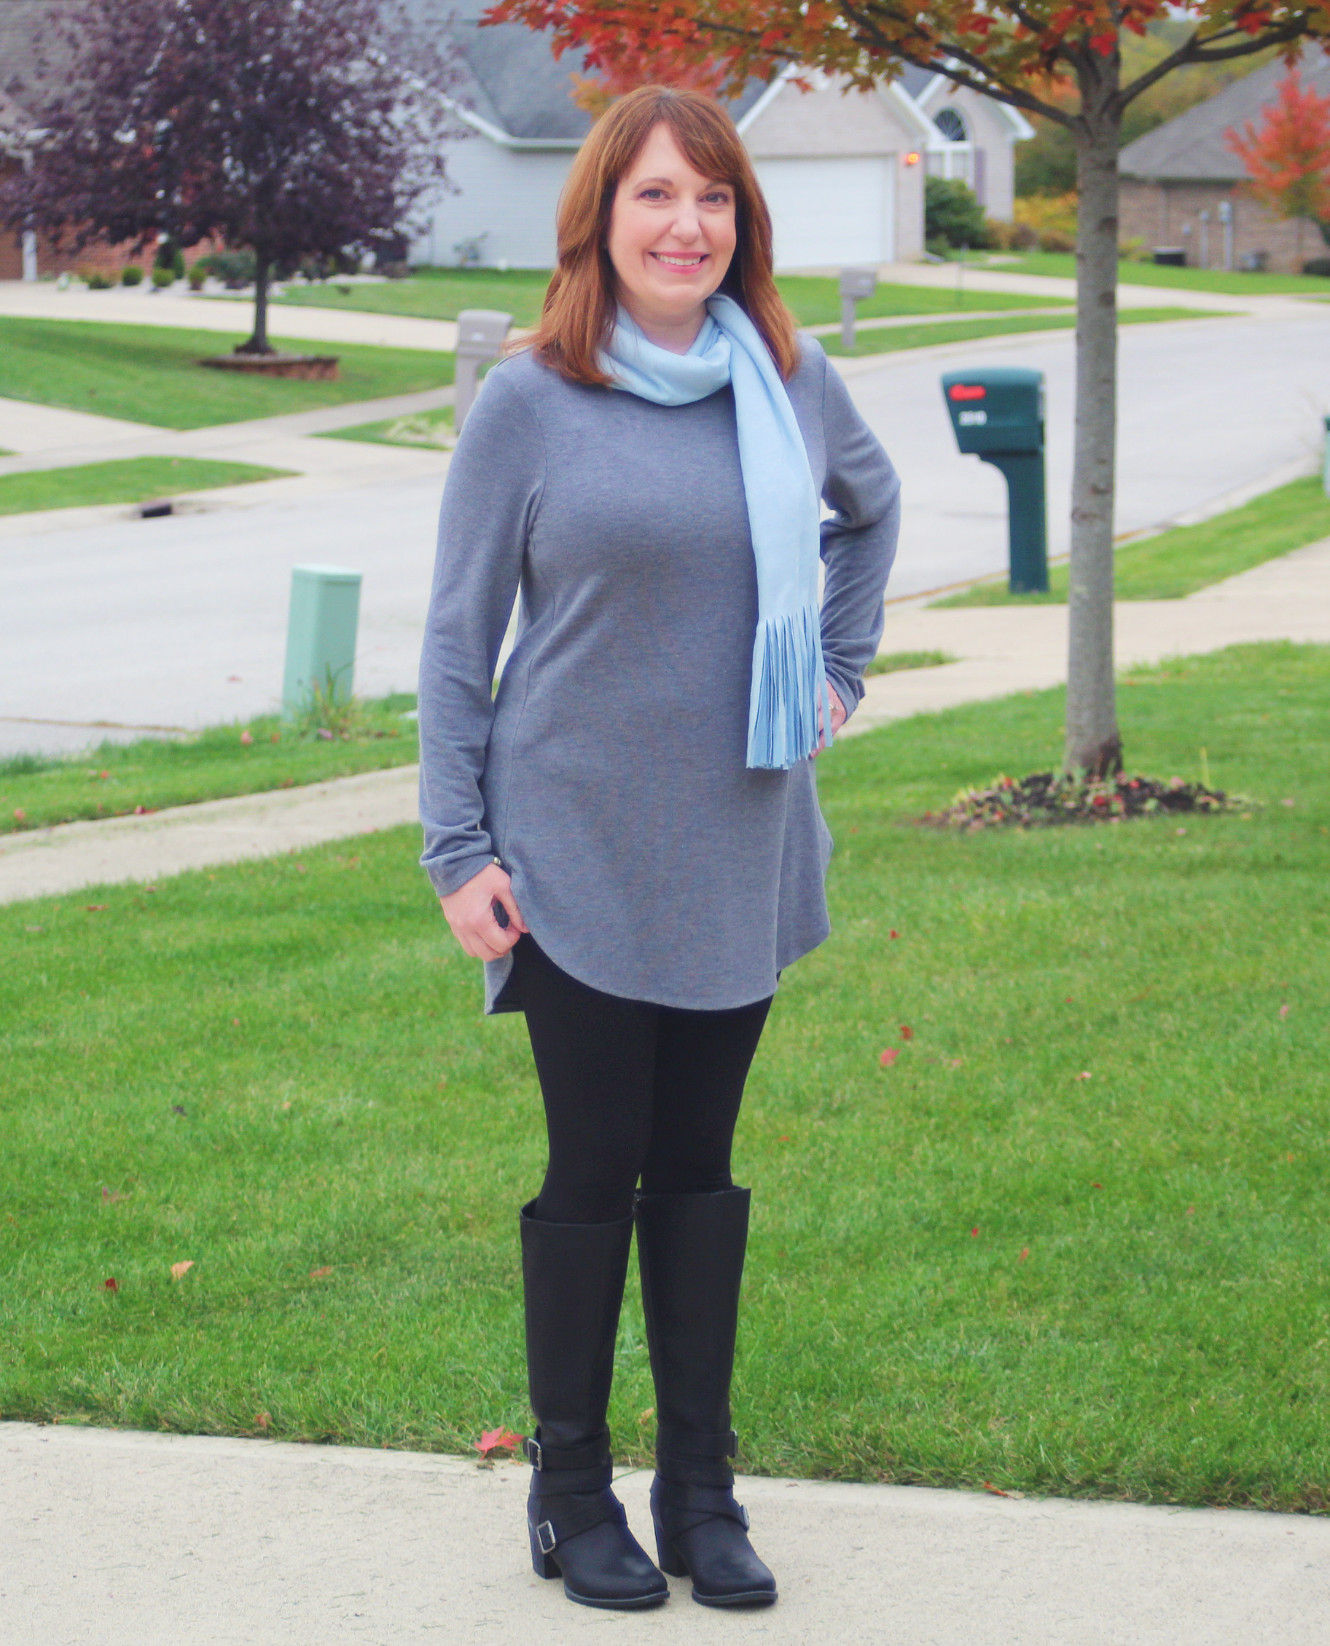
[605,122,738,347]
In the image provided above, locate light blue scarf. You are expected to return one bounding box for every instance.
[601,293,828,770]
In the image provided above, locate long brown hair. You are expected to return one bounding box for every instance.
[527,86,798,385]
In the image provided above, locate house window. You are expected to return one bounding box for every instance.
[935,108,968,143]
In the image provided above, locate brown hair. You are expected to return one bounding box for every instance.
[527,86,799,385]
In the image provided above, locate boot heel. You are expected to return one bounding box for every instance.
[529,1523,562,1579]
[654,1532,688,1578]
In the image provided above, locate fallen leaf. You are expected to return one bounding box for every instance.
[900,1025,914,1041]
[232,1018,240,1027]
[475,1427,524,1457]
[270,731,281,744]
[949,1057,963,1068]
[309,1266,333,1279]
[1281,797,1296,807]
[98,769,109,779]
[982,1481,1009,1497]
[1091,1182,1103,1189]
[170,1260,194,1281]
[240,729,254,745]
[85,904,108,912]
[1279,1003,1290,1020]
[1018,1247,1029,1262]
[1186,1206,1195,1216]
[25,925,43,933]
[638,1407,656,1424]
[171,1104,187,1116]
[101,1186,122,1203]
[254,1411,271,1429]
[888,929,899,939]
[13,808,25,822]
[777,1135,791,1142]
[1074,1071,1092,1081]
[133,805,154,816]
[970,1226,980,1237]
[1175,826,1187,836]
[879,1047,899,1067]
[102,1277,119,1292]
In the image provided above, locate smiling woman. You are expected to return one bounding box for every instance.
[416,85,900,1616]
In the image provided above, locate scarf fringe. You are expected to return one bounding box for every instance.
[746,602,828,770]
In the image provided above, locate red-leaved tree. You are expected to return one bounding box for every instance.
[1,0,463,355]
[1227,65,1330,259]
[487,0,1330,775]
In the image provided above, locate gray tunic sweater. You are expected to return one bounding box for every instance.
[418,335,900,1013]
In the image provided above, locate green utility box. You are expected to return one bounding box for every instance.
[941,366,1049,593]
[282,564,362,717]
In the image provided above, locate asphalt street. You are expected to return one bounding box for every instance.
[2,308,1328,754]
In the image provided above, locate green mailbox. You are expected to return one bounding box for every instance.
[941,366,1049,593]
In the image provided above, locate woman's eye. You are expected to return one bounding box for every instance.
[639,188,668,201]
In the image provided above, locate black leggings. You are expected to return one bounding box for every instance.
[511,935,773,1225]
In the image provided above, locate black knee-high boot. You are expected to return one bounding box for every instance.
[520,1201,667,1610]
[634,1186,778,1608]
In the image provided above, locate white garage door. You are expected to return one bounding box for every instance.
[755,156,894,270]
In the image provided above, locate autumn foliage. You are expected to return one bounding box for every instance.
[1226,66,1330,244]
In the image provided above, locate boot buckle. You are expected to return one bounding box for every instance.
[536,1519,557,1555]
[525,1437,544,1471]
[740,1503,751,1530]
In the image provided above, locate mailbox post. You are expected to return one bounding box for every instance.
[941,366,1049,594]
[454,308,513,431]
[838,267,877,350]
[1324,414,1330,498]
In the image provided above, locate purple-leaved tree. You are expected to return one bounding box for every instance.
[2,0,464,353]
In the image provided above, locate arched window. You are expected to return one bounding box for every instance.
[935,107,968,143]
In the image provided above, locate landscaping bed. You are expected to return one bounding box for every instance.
[922,769,1240,829]
[3,641,1327,1511]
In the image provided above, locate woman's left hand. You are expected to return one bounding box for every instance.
[812,683,847,758]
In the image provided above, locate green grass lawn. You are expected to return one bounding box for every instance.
[3,640,1329,1512]
[266,266,1072,330]
[0,456,291,518]
[935,476,1330,608]
[321,405,454,451]
[865,649,956,676]
[0,696,419,834]
[981,251,1330,298]
[823,307,1225,358]
[0,319,454,430]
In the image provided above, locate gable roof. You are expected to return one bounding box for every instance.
[0,0,83,138]
[1120,43,1330,182]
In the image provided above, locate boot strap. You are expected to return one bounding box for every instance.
[532,1488,626,1552]
[656,1424,737,1461]
[653,1478,751,1532]
[524,1427,611,1472]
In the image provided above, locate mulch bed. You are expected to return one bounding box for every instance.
[922,770,1245,830]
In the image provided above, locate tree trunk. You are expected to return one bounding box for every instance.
[1065,84,1124,778]
[237,250,274,355]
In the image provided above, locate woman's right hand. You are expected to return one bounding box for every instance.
[440,861,528,960]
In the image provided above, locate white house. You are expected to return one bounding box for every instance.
[412,6,1030,270]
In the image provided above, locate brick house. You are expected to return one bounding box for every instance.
[1118,43,1330,274]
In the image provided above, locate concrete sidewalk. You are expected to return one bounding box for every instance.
[3,534,1328,905]
[3,1421,1327,1646]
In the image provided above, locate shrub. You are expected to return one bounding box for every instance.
[986,217,1039,252]
[1013,191,1079,253]
[150,265,175,288]
[120,264,144,286]
[154,238,186,279]
[187,264,208,290]
[82,269,113,289]
[195,249,257,289]
[925,175,992,250]
[1301,256,1330,277]
[1119,236,1150,262]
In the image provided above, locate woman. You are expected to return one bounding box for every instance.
[418,86,899,1612]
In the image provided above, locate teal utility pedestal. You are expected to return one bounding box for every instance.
[282,564,362,717]
[941,366,1049,594]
